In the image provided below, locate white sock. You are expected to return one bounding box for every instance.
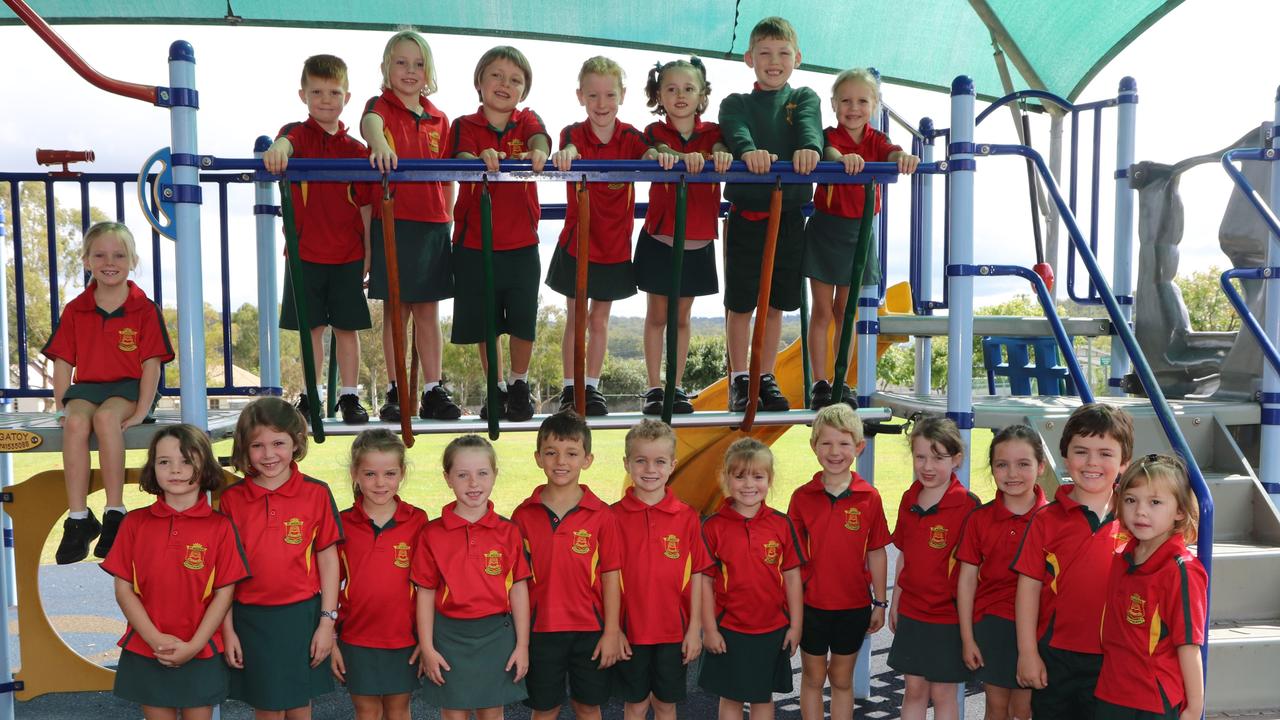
[68,510,88,520]
[731,371,749,382]
[423,381,439,392]
[340,386,357,397]
[585,377,600,388]
[510,372,528,384]
[498,381,508,392]
[563,378,574,388]
[105,505,126,515]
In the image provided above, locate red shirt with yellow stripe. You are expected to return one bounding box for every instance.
[218,464,344,606]
[1095,536,1207,714]
[450,106,550,251]
[100,495,250,659]
[787,472,891,611]
[278,117,370,264]
[511,485,621,633]
[363,88,450,223]
[700,500,805,634]
[612,487,713,645]
[411,501,531,620]
[557,120,651,264]
[337,498,428,648]
[815,125,900,219]
[891,476,981,624]
[643,117,723,244]
[42,280,174,384]
[954,486,1048,623]
[1011,484,1129,654]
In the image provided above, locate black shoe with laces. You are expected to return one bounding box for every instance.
[810,380,834,410]
[337,394,369,424]
[480,386,508,421]
[729,375,757,413]
[584,385,609,416]
[557,386,576,413]
[94,508,126,559]
[379,385,401,422]
[56,510,101,565]
[759,373,790,412]
[835,383,859,409]
[506,380,536,422]
[672,387,695,414]
[295,394,311,417]
[642,388,664,416]
[420,385,463,421]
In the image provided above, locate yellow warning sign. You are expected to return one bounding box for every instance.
[0,430,42,453]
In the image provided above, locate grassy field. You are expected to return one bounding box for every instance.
[16,425,999,565]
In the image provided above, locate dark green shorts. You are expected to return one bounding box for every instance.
[422,613,526,709]
[451,244,540,344]
[524,630,610,711]
[1094,696,1180,720]
[887,614,971,683]
[545,244,637,301]
[1030,633,1103,720]
[338,641,420,697]
[973,615,1019,689]
[228,596,335,711]
[697,625,792,704]
[612,642,687,704]
[802,212,880,287]
[723,208,805,313]
[800,604,871,656]
[113,649,228,708]
[368,219,452,303]
[633,230,719,297]
[63,379,140,407]
[280,258,372,331]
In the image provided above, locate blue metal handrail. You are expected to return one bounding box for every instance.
[1221,148,1280,238]
[1219,267,1280,375]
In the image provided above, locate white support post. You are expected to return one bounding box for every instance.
[253,136,281,391]
[1108,77,1138,395]
[915,119,936,397]
[947,77,976,486]
[1264,92,1280,508]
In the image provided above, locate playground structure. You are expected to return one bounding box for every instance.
[1,2,1280,718]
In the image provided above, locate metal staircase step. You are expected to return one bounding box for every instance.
[1210,542,1280,622]
[1207,474,1260,541]
[1208,619,1280,712]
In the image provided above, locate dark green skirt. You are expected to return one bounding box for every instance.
[633,230,719,297]
[545,243,637,301]
[338,640,420,697]
[63,379,139,406]
[802,212,880,287]
[228,596,335,710]
[368,219,453,303]
[973,615,1020,689]
[888,614,971,683]
[696,625,792,703]
[113,649,228,708]
[421,613,528,710]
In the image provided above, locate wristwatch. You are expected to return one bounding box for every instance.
[319,609,339,622]
[870,598,889,609]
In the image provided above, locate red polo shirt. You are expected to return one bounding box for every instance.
[787,472,891,611]
[42,281,174,384]
[278,117,370,264]
[1095,536,1207,713]
[511,485,621,632]
[643,117,723,243]
[101,496,249,659]
[218,464,344,606]
[891,477,981,623]
[815,126,901,220]
[1011,484,1128,654]
[612,487,713,645]
[701,501,804,634]
[954,486,1048,623]
[363,89,450,223]
[337,498,427,648]
[558,120,651,264]
[450,106,550,251]
[412,501,531,620]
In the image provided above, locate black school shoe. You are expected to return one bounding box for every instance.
[337,394,369,424]
[728,375,757,413]
[56,510,101,565]
[584,385,609,416]
[836,383,859,409]
[94,509,126,559]
[420,385,463,421]
[672,388,694,414]
[557,386,575,413]
[810,380,834,410]
[642,388,664,415]
[506,380,536,422]
[758,373,790,412]
[479,386,508,421]
[379,385,400,422]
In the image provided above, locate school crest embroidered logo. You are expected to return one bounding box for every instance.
[182,543,207,571]
[484,549,504,576]
[662,534,681,560]
[428,131,441,154]
[1126,593,1147,625]
[571,529,592,554]
[608,183,626,190]
[1115,531,1131,545]
[762,539,781,565]
[928,525,948,549]
[785,101,797,126]
[283,518,305,545]
[118,328,138,352]
[508,138,524,156]
[392,542,411,569]
[844,507,862,531]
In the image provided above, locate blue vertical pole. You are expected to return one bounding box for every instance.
[916,118,935,397]
[167,41,208,428]
[254,136,281,391]
[1264,90,1280,509]
[1109,78,1138,396]
[947,78,976,485]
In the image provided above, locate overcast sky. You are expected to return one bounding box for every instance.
[2,1,1277,320]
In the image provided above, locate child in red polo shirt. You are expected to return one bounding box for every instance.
[549,56,660,416]
[804,68,918,410]
[361,29,461,423]
[512,411,624,720]
[637,57,733,416]
[787,404,890,720]
[888,415,980,720]
[611,419,713,718]
[414,434,532,717]
[1096,454,1207,720]
[449,45,551,423]
[219,397,344,716]
[331,429,427,719]
[104,424,248,716]
[955,425,1049,720]
[699,437,804,720]
[263,53,373,425]
[43,221,174,565]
